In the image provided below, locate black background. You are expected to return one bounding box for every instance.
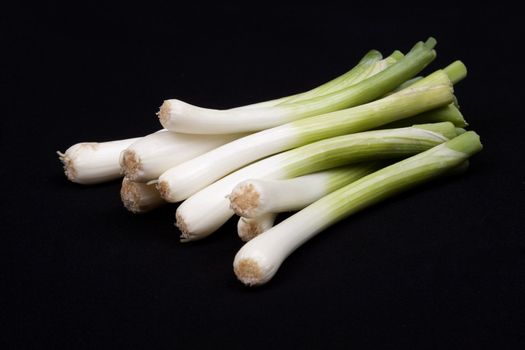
[4,2,525,349]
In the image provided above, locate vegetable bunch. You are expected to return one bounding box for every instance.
[58,38,482,286]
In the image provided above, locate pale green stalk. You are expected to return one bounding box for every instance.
[391,60,466,93]
[392,76,424,92]
[443,61,468,85]
[237,50,386,109]
[276,51,403,105]
[381,104,467,128]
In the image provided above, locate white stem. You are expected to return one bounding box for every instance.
[58,137,140,184]
[120,130,243,182]
[237,213,278,242]
[120,178,166,213]
[229,164,380,218]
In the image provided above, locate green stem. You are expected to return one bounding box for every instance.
[444,61,467,84]
[284,38,437,114]
[278,50,384,105]
[381,104,467,129]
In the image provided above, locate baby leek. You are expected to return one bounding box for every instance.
[229,164,382,219]
[233,131,483,286]
[158,38,436,134]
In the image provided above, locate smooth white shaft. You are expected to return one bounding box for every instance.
[159,100,293,134]
[120,130,242,182]
[237,213,278,242]
[58,137,140,184]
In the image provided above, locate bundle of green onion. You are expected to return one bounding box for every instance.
[58,38,482,286]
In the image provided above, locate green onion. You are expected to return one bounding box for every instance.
[233,131,483,286]
[158,38,437,134]
[229,164,382,219]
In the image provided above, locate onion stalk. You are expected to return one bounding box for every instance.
[389,60,466,94]
[158,38,437,134]
[233,131,483,286]
[230,164,382,218]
